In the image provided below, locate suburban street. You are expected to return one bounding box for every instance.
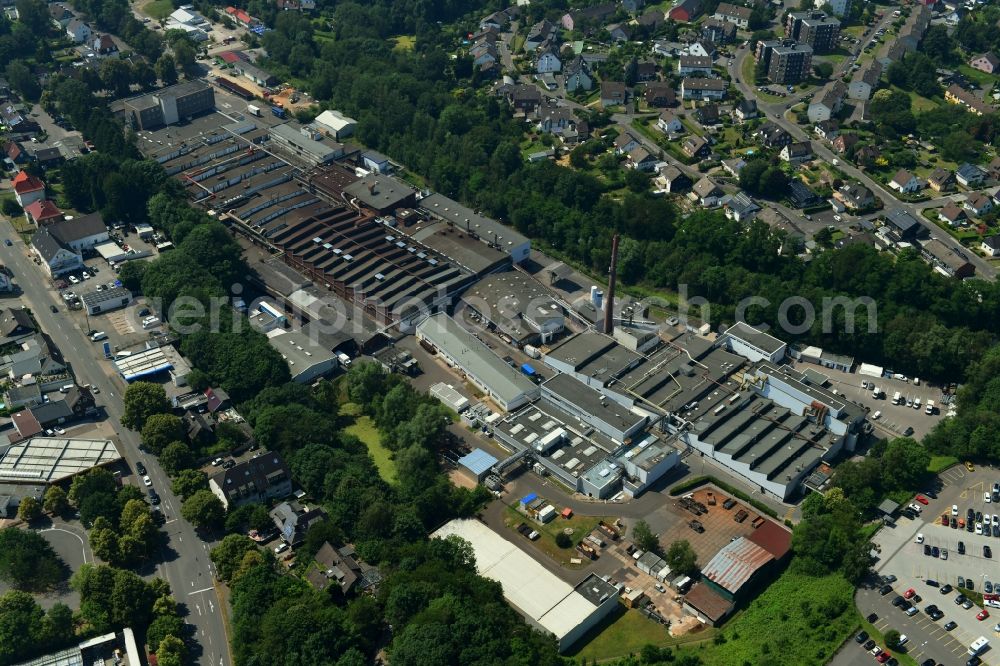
[729,41,999,280]
[0,218,230,666]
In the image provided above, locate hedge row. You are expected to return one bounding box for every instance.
[668,475,779,519]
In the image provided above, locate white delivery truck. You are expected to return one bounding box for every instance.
[969,636,988,656]
[247,104,262,117]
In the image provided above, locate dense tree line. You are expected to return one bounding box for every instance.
[925,343,1000,461]
[831,437,931,516]
[0,591,75,665]
[0,529,67,592]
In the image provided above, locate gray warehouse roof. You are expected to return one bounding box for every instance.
[417,192,529,252]
[416,312,536,407]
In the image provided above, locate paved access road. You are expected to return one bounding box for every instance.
[0,219,230,666]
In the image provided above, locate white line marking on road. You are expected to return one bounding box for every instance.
[188,587,214,595]
[196,604,202,616]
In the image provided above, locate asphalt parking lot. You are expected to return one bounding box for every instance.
[868,466,1000,665]
[788,361,947,440]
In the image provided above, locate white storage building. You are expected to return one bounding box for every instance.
[432,519,619,652]
[313,110,357,140]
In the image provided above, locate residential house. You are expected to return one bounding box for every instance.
[536,47,561,73]
[970,52,1000,75]
[853,144,880,166]
[788,180,821,208]
[755,122,792,149]
[956,162,985,188]
[695,104,721,128]
[535,106,577,134]
[307,542,379,596]
[921,238,974,279]
[964,192,993,217]
[11,170,44,207]
[831,133,858,154]
[678,55,714,76]
[937,203,967,227]
[897,6,930,52]
[509,85,542,114]
[813,119,838,140]
[712,2,752,28]
[834,182,875,211]
[608,23,632,43]
[6,385,42,410]
[722,157,747,177]
[65,18,91,43]
[479,9,511,31]
[990,156,1000,180]
[927,168,956,193]
[780,141,812,164]
[668,0,703,22]
[945,84,992,115]
[471,41,498,68]
[92,34,116,55]
[30,386,95,427]
[634,62,658,82]
[23,200,63,226]
[848,59,882,101]
[682,135,711,159]
[524,20,558,51]
[563,57,593,92]
[209,453,293,510]
[689,177,724,207]
[614,132,642,155]
[655,165,692,192]
[888,169,921,194]
[981,235,1000,257]
[628,146,658,171]
[656,110,684,134]
[644,82,676,107]
[734,98,758,122]
[681,78,726,100]
[724,192,761,222]
[807,80,846,123]
[601,81,628,108]
[33,147,63,169]
[3,140,27,165]
[30,213,108,277]
[638,10,665,29]
[49,3,73,27]
[561,3,616,31]
[0,308,34,341]
[883,208,924,241]
[271,500,327,545]
[701,18,736,44]
[688,40,717,59]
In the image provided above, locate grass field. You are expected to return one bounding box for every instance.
[570,606,689,661]
[928,455,959,474]
[141,0,173,20]
[343,413,398,484]
[957,64,996,88]
[392,35,415,52]
[502,505,614,567]
[675,571,858,665]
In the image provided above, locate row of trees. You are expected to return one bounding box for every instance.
[0,590,75,665]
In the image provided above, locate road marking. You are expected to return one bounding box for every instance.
[196,603,202,616]
[165,519,177,524]
[189,587,214,595]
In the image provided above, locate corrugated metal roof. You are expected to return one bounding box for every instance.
[459,448,498,476]
[700,537,773,593]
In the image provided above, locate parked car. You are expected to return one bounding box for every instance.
[136,462,146,475]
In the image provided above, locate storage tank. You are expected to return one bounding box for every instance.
[590,285,603,308]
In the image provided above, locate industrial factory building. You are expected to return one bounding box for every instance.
[462,271,565,345]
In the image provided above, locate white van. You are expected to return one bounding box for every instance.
[969,636,989,656]
[872,410,881,420]
[925,400,935,415]
[90,331,107,341]
[336,352,352,367]
[59,384,73,393]
[892,391,901,405]
[914,397,921,410]
[871,386,881,399]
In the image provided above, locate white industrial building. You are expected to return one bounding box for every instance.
[81,286,132,315]
[432,519,619,652]
[429,382,470,413]
[416,313,539,411]
[0,437,121,484]
[268,124,343,166]
[718,322,787,363]
[114,345,192,386]
[266,328,338,383]
[313,110,357,140]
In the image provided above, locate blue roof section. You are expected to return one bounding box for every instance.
[520,492,538,505]
[459,448,498,476]
[521,363,536,375]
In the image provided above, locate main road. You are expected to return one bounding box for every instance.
[0,218,230,666]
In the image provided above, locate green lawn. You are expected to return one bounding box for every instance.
[957,64,996,88]
[675,571,858,665]
[928,456,959,474]
[502,505,615,567]
[391,35,415,52]
[570,606,693,661]
[141,0,173,20]
[343,414,398,484]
